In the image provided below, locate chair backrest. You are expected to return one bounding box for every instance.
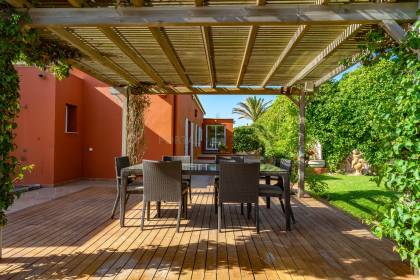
[219,162,259,203]
[216,155,244,163]
[115,156,130,179]
[244,155,261,163]
[162,155,191,164]
[143,160,183,202]
[276,158,292,173]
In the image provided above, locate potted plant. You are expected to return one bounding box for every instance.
[218,143,228,154]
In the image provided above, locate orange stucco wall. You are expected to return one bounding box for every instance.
[202,118,234,154]
[174,95,204,158]
[143,95,174,161]
[14,68,56,184]
[53,73,84,183]
[14,66,207,186]
[73,70,123,180]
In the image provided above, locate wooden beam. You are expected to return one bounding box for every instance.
[49,27,138,85]
[314,53,360,87]
[201,27,216,88]
[149,27,192,88]
[261,25,307,87]
[236,26,258,87]
[162,87,302,95]
[6,0,31,7]
[314,0,328,4]
[69,59,122,86]
[67,0,84,8]
[98,27,165,86]
[314,64,346,87]
[284,95,299,107]
[380,20,407,43]
[26,3,417,27]
[297,90,305,198]
[286,24,362,86]
[131,0,144,6]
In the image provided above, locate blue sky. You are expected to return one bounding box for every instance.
[198,64,360,126]
[197,94,278,127]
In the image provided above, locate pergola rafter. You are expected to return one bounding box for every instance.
[236,26,258,87]
[49,27,139,85]
[261,25,307,87]
[286,23,362,87]
[98,27,165,87]
[149,27,192,89]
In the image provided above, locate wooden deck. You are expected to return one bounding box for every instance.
[0,185,415,280]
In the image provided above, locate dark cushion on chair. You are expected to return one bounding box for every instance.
[259,184,284,197]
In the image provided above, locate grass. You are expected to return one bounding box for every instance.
[306,173,396,223]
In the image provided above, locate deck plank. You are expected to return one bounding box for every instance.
[0,184,415,280]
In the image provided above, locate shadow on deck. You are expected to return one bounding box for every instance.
[0,184,415,280]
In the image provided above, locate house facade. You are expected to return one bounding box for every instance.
[14,66,233,186]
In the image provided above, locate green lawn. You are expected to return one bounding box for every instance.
[307,173,396,223]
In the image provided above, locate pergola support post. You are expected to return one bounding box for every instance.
[297,89,306,198]
[121,93,128,156]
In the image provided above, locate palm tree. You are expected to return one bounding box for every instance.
[232,96,271,122]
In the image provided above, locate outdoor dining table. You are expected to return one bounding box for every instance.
[120,162,292,231]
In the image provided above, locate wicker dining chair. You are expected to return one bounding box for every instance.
[162,155,192,203]
[218,162,260,233]
[111,156,143,219]
[259,158,295,223]
[141,160,188,232]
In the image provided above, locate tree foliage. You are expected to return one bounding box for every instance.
[306,59,399,171]
[307,24,419,268]
[0,6,78,226]
[233,126,264,154]
[232,96,271,123]
[254,96,298,159]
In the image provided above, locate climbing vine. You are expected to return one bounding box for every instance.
[126,84,151,164]
[308,23,419,269]
[0,5,78,226]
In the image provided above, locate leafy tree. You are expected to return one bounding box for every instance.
[306,59,398,171]
[307,25,419,269]
[233,126,264,154]
[254,96,298,159]
[232,96,271,122]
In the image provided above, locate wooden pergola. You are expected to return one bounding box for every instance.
[7,0,417,195]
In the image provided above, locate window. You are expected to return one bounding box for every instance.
[65,104,78,133]
[206,125,225,150]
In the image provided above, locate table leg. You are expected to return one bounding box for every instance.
[120,174,127,227]
[284,173,291,231]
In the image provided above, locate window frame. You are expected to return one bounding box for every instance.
[205,124,226,151]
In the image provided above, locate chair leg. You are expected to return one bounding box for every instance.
[188,185,192,204]
[240,203,244,215]
[280,196,296,224]
[157,201,161,218]
[218,202,222,233]
[141,200,147,231]
[255,203,260,233]
[176,200,182,233]
[214,188,218,214]
[266,196,271,209]
[111,190,120,219]
[147,201,151,221]
[279,197,286,213]
[247,203,252,219]
[125,194,130,207]
[184,194,188,219]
